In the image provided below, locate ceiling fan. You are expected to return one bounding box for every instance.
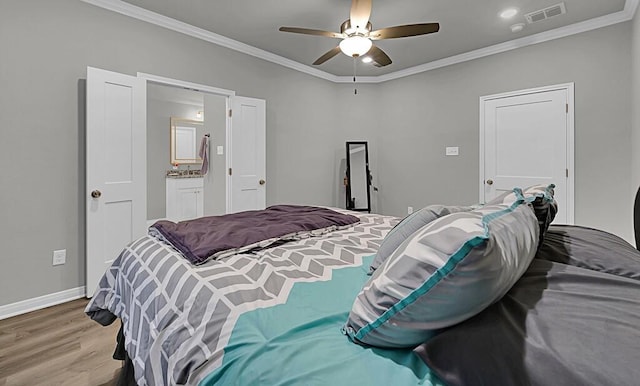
[279,0,440,67]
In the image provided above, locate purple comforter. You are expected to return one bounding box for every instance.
[150,205,360,265]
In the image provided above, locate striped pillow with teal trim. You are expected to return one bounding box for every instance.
[488,184,557,243]
[369,205,473,274]
[344,189,539,348]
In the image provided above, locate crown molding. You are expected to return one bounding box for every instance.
[358,5,638,84]
[83,0,638,85]
[81,0,341,83]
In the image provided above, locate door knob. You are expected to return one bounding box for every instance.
[259,179,266,185]
[486,179,494,185]
[91,190,102,198]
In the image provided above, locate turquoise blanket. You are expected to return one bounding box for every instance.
[200,255,444,386]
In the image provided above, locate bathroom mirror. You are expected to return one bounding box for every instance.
[345,141,371,212]
[170,117,204,165]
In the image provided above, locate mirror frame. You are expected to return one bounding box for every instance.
[170,117,204,165]
[345,141,371,212]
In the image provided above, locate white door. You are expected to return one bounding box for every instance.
[86,67,146,297]
[480,84,574,224]
[229,96,266,213]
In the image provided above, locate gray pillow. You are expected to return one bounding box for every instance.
[368,205,473,274]
[344,189,539,348]
[488,184,557,244]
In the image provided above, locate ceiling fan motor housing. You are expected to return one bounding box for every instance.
[341,20,373,36]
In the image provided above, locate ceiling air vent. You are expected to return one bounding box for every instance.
[525,3,566,24]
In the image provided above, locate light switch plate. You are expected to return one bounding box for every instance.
[53,249,66,266]
[217,146,224,155]
[446,146,459,156]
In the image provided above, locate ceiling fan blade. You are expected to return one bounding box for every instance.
[350,0,372,30]
[367,44,392,67]
[313,46,342,65]
[279,27,343,39]
[369,23,440,40]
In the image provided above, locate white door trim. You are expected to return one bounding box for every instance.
[479,82,575,224]
[137,72,236,213]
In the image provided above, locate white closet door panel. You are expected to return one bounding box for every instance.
[230,96,266,213]
[482,86,571,224]
[86,67,146,298]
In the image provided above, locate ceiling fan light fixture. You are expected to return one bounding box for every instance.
[339,35,372,57]
[279,0,439,67]
[361,56,373,63]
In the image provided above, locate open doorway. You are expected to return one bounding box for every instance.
[146,83,227,224]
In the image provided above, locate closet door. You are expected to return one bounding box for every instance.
[480,83,573,224]
[86,67,146,297]
[229,96,266,213]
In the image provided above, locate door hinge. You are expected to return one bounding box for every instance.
[566,169,569,178]
[228,109,233,117]
[228,168,232,176]
[566,104,568,113]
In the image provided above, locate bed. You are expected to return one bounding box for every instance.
[86,194,640,386]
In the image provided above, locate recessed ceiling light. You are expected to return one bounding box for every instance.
[362,57,373,63]
[500,8,519,19]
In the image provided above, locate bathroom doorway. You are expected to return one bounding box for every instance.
[146,83,228,224]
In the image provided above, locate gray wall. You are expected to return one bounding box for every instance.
[0,0,340,305]
[0,0,636,307]
[369,23,633,242]
[632,6,640,225]
[203,93,228,216]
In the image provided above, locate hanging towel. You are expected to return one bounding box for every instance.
[199,135,209,175]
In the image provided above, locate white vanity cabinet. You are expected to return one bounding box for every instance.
[166,177,204,222]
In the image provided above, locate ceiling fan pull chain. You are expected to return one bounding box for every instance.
[353,57,358,95]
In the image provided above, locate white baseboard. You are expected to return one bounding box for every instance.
[0,286,86,321]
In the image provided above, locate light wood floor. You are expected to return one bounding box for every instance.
[0,299,122,386]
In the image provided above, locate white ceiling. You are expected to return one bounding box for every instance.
[94,0,634,79]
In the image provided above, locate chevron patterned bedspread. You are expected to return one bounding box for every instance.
[85,210,400,386]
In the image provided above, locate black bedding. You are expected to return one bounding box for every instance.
[415,225,640,386]
[536,225,640,280]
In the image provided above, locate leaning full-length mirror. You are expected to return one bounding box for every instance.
[346,141,371,212]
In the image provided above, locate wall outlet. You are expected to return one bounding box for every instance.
[408,206,414,214]
[53,249,66,266]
